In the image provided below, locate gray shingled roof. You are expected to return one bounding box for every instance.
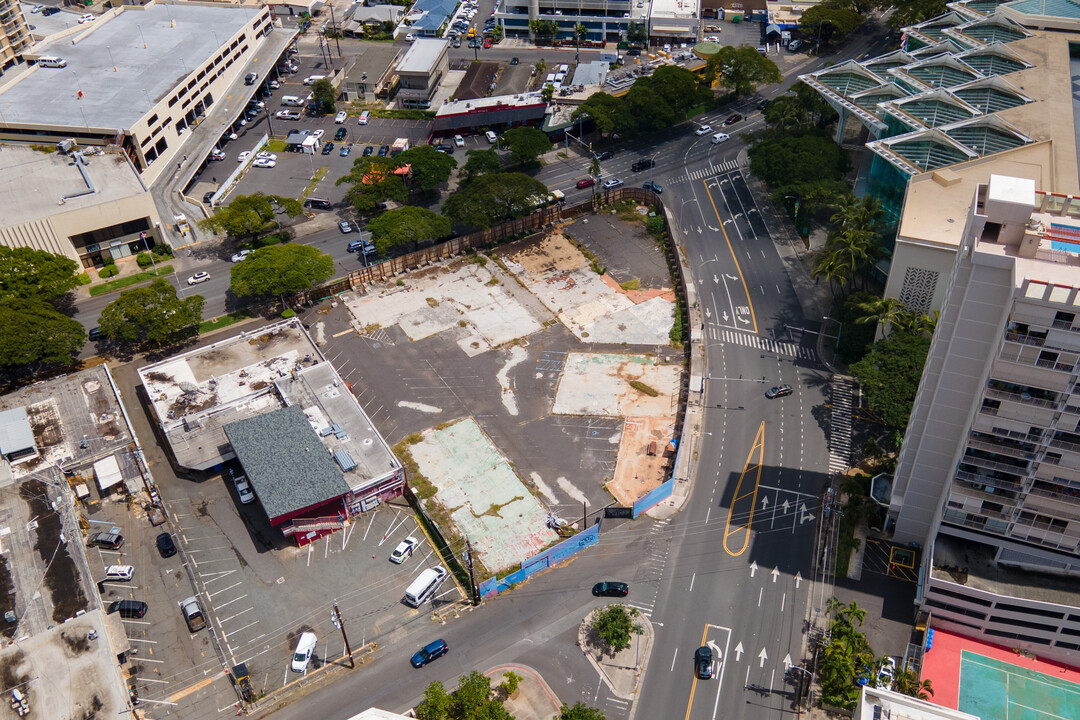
[224,406,349,521]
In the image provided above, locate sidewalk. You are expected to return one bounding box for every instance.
[485,665,563,720]
[577,607,655,701]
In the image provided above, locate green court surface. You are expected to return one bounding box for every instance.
[959,650,1080,720]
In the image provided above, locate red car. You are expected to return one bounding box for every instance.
[483,37,492,48]
[576,177,596,189]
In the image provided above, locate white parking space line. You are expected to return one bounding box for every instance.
[185,546,232,553]
[208,582,242,598]
[214,594,249,610]
[135,677,169,684]
[217,606,255,624]
[200,569,237,582]
[224,621,260,639]
[128,638,158,644]
[138,658,164,664]
[121,619,151,626]
[101,582,138,589]
[186,557,232,565]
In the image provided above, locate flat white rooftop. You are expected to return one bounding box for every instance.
[0,4,262,131]
[435,91,545,116]
[650,0,696,18]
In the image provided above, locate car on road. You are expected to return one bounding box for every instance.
[253,158,276,168]
[311,129,325,140]
[88,532,124,550]
[765,384,793,399]
[405,33,415,42]
[576,177,595,189]
[291,632,318,673]
[88,327,103,342]
[411,638,448,668]
[339,221,353,234]
[187,271,211,285]
[210,148,226,161]
[705,35,721,43]
[340,144,352,157]
[510,56,519,64]
[334,127,348,141]
[30,4,43,12]
[156,532,177,558]
[602,178,624,189]
[453,36,461,48]
[335,111,348,124]
[695,646,714,679]
[695,124,712,135]
[233,474,255,504]
[453,134,465,147]
[631,158,654,172]
[390,536,419,564]
[231,250,252,263]
[711,132,730,144]
[244,72,258,85]
[706,23,719,30]
[594,150,614,161]
[643,181,663,194]
[724,112,743,125]
[321,142,334,155]
[78,13,94,23]
[363,146,374,156]
[237,151,251,163]
[180,596,207,632]
[378,145,390,156]
[592,581,629,597]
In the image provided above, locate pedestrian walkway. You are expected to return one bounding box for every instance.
[708,326,817,362]
[829,376,854,475]
[665,158,744,185]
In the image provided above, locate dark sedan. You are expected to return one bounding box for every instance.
[695,646,714,679]
[594,150,615,161]
[592,581,629,597]
[321,142,335,155]
[378,145,390,157]
[724,112,743,126]
[765,384,793,399]
[363,145,374,156]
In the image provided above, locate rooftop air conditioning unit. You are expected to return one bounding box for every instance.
[57,138,76,154]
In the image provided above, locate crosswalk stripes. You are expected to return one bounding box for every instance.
[829,376,854,475]
[666,158,744,185]
[708,326,817,362]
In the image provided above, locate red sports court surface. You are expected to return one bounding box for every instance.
[921,627,1080,716]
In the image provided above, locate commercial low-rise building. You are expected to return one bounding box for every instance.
[648,0,699,43]
[497,0,646,43]
[395,38,449,109]
[433,92,549,133]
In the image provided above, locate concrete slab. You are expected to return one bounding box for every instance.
[552,353,680,418]
[409,419,558,574]
[486,665,563,720]
[607,417,677,505]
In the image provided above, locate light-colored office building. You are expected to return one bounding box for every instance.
[0,0,31,76]
[497,0,648,43]
[856,686,978,720]
[394,38,448,109]
[648,0,699,43]
[890,173,1080,665]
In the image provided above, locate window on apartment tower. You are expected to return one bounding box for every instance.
[1054,311,1075,328]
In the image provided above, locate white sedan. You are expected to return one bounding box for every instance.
[335,111,348,124]
[390,537,419,564]
[453,134,465,147]
[275,110,293,119]
[230,250,252,263]
[237,151,251,163]
[30,4,44,13]
[233,475,255,504]
[311,129,325,140]
[694,124,712,136]
[253,158,276,168]
[187,271,210,286]
[78,13,94,23]
[255,151,277,161]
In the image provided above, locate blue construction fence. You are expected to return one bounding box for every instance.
[632,477,675,518]
[479,523,600,599]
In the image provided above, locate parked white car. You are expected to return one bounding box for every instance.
[233,474,255,504]
[237,151,251,163]
[390,537,419,564]
[230,250,252,263]
[335,111,348,124]
[453,134,465,147]
[78,13,94,23]
[311,129,325,140]
[255,151,277,161]
[253,158,276,168]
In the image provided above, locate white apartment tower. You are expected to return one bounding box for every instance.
[890,174,1080,666]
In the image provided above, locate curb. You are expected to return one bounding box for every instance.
[576,608,654,702]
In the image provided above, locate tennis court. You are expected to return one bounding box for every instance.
[922,628,1080,719]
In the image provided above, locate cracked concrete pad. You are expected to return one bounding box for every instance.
[410,418,558,573]
[582,295,675,345]
[552,353,681,417]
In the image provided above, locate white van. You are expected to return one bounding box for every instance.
[358,110,370,125]
[303,74,326,85]
[38,56,67,68]
[404,566,448,607]
[711,132,730,144]
[280,95,303,106]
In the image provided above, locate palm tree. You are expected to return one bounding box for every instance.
[916,309,939,335]
[854,297,915,337]
[574,23,588,62]
[894,669,934,699]
[843,600,868,627]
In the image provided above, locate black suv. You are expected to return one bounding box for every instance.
[322,142,334,155]
[334,127,348,141]
[595,150,614,161]
[108,600,148,619]
[631,158,654,172]
[88,532,124,550]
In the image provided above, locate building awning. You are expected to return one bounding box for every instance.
[652,24,693,33]
[93,455,123,491]
[766,23,782,35]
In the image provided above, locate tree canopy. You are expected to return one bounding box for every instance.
[0,247,80,304]
[336,156,410,215]
[97,278,205,349]
[570,67,712,135]
[199,193,291,240]
[573,92,634,135]
[499,126,553,166]
[591,604,642,655]
[311,78,336,114]
[626,21,647,45]
[798,6,866,44]
[396,144,458,191]
[529,18,558,40]
[878,0,947,28]
[705,46,783,96]
[850,331,932,430]
[442,172,549,230]
[367,206,451,255]
[228,244,334,299]
[415,672,512,720]
[0,298,86,370]
[559,703,607,720]
[459,149,504,184]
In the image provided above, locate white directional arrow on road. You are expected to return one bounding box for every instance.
[708,225,719,231]
[758,648,768,668]
[738,316,751,325]
[713,275,720,284]
[708,640,723,659]
[734,213,744,220]
[734,642,744,661]
[705,308,712,319]
[749,561,758,578]
[696,226,703,234]
[722,312,729,322]
[771,567,780,583]
[800,504,816,524]
[783,654,793,671]
[725,274,738,281]
[723,218,733,226]
[782,499,791,513]
[794,572,803,589]
[761,496,769,510]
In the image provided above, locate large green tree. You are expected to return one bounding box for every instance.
[798,6,865,45]
[367,206,451,255]
[0,298,86,369]
[878,0,947,29]
[311,78,336,114]
[559,702,607,720]
[396,145,458,192]
[529,18,558,41]
[0,247,80,304]
[573,92,634,135]
[336,156,410,214]
[850,331,932,431]
[229,244,334,300]
[499,126,553,165]
[459,149,504,184]
[590,604,642,655]
[199,193,282,240]
[442,172,549,230]
[626,21,647,45]
[415,672,512,720]
[97,278,205,349]
[706,46,782,96]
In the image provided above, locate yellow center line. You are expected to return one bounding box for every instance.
[723,421,766,557]
[683,625,713,720]
[702,179,758,334]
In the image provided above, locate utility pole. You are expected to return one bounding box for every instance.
[582,499,587,528]
[328,3,342,56]
[464,540,478,604]
[331,604,355,668]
